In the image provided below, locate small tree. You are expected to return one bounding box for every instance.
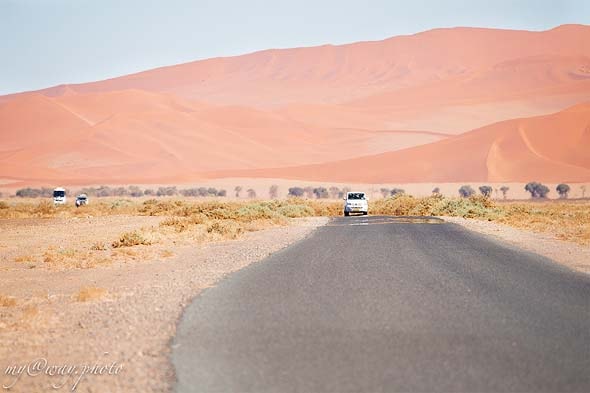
[288,187,304,197]
[525,182,550,198]
[269,185,279,199]
[380,188,391,198]
[128,186,143,197]
[217,189,227,197]
[234,186,242,198]
[390,188,405,197]
[499,186,509,200]
[303,186,314,199]
[246,189,257,199]
[556,183,570,199]
[581,185,587,199]
[458,185,475,198]
[313,187,329,199]
[432,187,440,195]
[328,186,340,199]
[479,185,493,198]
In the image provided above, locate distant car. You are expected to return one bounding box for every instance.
[53,187,66,205]
[343,192,368,216]
[75,194,89,207]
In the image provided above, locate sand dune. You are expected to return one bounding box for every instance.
[210,104,590,183]
[1,25,589,186]
[1,90,446,184]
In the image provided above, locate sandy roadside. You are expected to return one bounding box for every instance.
[0,216,328,393]
[444,216,590,274]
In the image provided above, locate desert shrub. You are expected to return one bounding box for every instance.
[247,189,257,199]
[90,241,107,251]
[380,188,390,198]
[217,189,227,197]
[431,195,501,219]
[237,203,276,220]
[112,230,151,248]
[35,200,56,216]
[206,220,244,239]
[432,187,440,195]
[0,201,8,209]
[276,204,315,218]
[372,195,419,216]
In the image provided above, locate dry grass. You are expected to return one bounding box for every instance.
[75,287,108,302]
[0,294,17,307]
[497,201,590,245]
[160,249,175,258]
[111,230,152,248]
[0,198,140,219]
[14,254,36,263]
[42,247,111,269]
[3,196,588,250]
[90,241,107,251]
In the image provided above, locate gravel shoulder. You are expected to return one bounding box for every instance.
[0,216,328,393]
[444,216,590,274]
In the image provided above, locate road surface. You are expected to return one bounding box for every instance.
[172,216,590,392]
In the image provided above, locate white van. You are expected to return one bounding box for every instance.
[53,187,66,205]
[343,191,368,216]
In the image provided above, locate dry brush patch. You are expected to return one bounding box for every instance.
[75,287,108,302]
[0,294,17,307]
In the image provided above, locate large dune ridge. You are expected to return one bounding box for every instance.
[208,103,590,183]
[1,24,589,186]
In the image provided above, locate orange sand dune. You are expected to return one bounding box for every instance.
[1,25,589,186]
[209,104,590,183]
[1,90,445,184]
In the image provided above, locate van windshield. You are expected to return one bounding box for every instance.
[347,193,365,200]
[53,191,65,198]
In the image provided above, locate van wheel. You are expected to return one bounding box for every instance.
[344,211,349,216]
[363,212,368,215]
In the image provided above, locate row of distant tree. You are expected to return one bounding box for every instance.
[11,183,587,200]
[455,183,583,199]
[287,186,350,199]
[14,186,228,198]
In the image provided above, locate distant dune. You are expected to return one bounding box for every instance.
[1,24,589,186]
[211,104,590,183]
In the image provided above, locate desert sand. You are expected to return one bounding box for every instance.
[215,104,590,183]
[1,24,589,186]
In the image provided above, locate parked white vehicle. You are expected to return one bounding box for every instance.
[75,194,89,207]
[343,191,368,216]
[53,187,66,205]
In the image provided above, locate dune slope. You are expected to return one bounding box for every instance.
[209,104,590,183]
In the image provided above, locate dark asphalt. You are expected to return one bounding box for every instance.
[172,216,590,393]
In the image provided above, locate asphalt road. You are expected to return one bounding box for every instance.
[172,216,590,392]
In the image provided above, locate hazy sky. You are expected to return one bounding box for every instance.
[1,0,589,95]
